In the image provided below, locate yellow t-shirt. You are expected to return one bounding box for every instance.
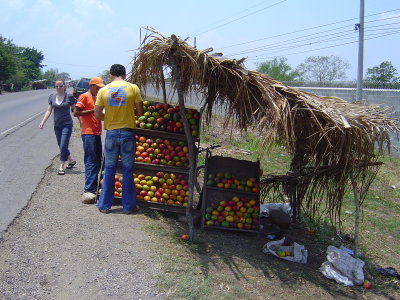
[95,80,142,130]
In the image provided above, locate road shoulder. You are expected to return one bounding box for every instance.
[0,133,164,299]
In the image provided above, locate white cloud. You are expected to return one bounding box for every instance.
[4,0,25,9]
[72,0,114,17]
[38,0,53,6]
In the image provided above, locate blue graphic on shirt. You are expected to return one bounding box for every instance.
[107,86,127,106]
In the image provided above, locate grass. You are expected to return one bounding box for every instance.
[138,111,400,299]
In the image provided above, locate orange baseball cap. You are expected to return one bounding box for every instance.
[89,77,105,87]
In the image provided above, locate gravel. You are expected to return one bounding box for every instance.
[0,134,165,300]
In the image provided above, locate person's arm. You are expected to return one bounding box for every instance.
[134,100,144,117]
[74,94,94,116]
[39,104,53,129]
[74,106,94,117]
[94,105,104,121]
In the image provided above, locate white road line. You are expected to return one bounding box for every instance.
[0,111,44,136]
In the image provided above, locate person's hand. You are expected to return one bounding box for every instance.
[39,122,44,129]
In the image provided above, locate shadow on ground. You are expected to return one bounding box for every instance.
[138,207,399,300]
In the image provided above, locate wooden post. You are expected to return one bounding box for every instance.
[170,36,195,240]
[160,67,167,104]
[350,174,360,258]
[288,138,307,222]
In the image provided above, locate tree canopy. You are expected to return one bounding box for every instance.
[0,37,17,83]
[98,69,111,85]
[256,57,299,81]
[0,35,45,90]
[297,55,350,82]
[365,61,399,83]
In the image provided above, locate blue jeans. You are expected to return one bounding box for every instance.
[97,129,136,212]
[82,134,102,193]
[54,124,72,161]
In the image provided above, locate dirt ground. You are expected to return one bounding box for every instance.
[0,119,399,300]
[0,134,165,300]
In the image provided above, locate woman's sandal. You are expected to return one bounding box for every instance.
[66,161,76,169]
[58,169,65,175]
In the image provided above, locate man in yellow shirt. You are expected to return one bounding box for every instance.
[94,64,144,214]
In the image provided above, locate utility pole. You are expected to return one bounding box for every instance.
[356,0,365,101]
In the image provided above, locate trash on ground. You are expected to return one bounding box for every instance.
[376,267,400,279]
[263,237,308,264]
[340,245,362,258]
[260,203,292,230]
[266,231,285,240]
[320,245,365,286]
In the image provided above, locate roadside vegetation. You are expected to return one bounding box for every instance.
[139,112,399,299]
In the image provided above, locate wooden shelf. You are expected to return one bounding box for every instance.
[203,225,258,233]
[116,160,190,174]
[205,186,258,196]
[134,127,199,142]
[113,197,201,215]
[134,162,190,174]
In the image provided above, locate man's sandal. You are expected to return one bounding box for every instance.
[58,169,65,175]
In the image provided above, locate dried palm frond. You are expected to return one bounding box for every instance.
[129,29,399,228]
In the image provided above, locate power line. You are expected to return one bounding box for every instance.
[247,29,400,60]
[226,20,400,57]
[227,27,354,56]
[187,0,276,37]
[216,8,400,50]
[225,15,400,55]
[253,28,400,58]
[191,0,287,37]
[245,29,400,61]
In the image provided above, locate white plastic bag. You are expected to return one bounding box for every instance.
[320,245,365,286]
[263,237,308,264]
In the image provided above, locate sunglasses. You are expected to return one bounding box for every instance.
[55,85,64,88]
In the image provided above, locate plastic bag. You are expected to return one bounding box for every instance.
[260,203,292,229]
[263,237,308,264]
[260,203,292,218]
[320,245,365,286]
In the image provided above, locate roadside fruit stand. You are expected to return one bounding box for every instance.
[96,100,262,232]
[97,100,201,214]
[126,29,400,246]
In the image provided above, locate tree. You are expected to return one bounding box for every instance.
[296,55,350,82]
[19,58,40,81]
[8,70,26,91]
[99,69,110,84]
[43,68,59,85]
[19,47,44,69]
[57,72,71,82]
[0,36,45,90]
[365,61,398,83]
[256,57,299,81]
[0,36,17,83]
[16,47,44,81]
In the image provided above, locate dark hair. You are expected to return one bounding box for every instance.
[110,64,126,77]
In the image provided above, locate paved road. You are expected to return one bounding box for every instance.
[0,90,60,232]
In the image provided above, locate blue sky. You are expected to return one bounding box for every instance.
[1,0,399,81]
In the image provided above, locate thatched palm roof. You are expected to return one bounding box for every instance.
[129,29,399,227]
